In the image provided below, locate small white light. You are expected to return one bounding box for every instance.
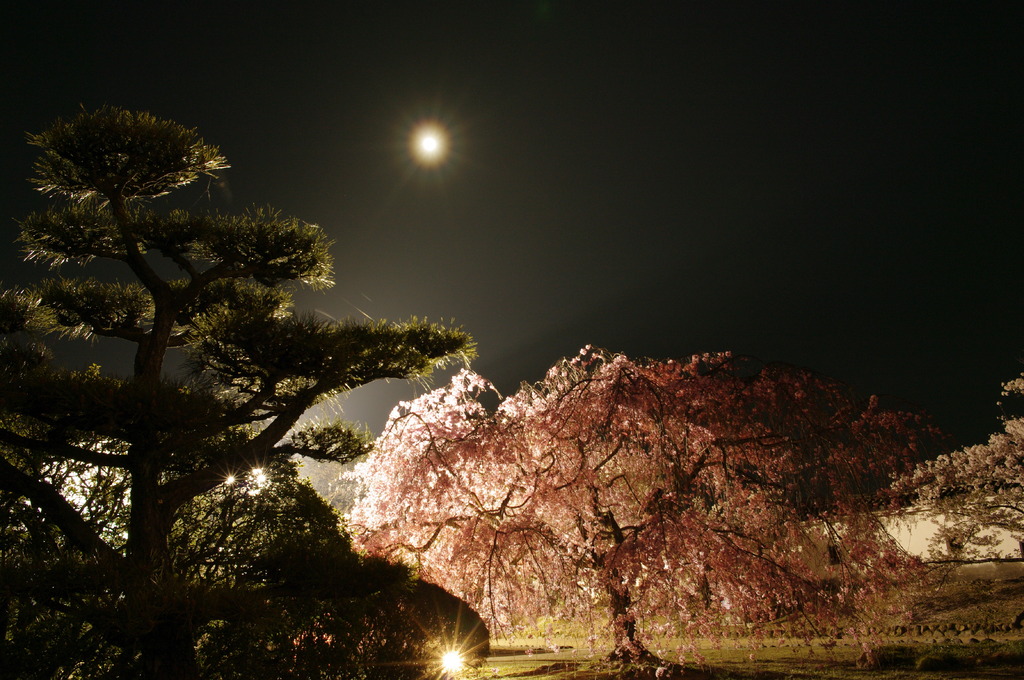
[225,475,236,485]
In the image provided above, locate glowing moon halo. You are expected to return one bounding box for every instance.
[409,122,449,166]
[420,133,440,154]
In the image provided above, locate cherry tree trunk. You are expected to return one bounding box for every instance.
[605,575,653,663]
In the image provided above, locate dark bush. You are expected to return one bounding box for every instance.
[915,653,963,671]
[404,580,490,662]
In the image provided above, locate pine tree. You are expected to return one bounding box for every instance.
[0,107,472,679]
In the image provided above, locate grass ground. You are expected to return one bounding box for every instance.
[470,642,1024,679]
[472,641,1024,680]
[464,578,1024,679]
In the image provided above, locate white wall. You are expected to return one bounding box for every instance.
[884,510,1024,580]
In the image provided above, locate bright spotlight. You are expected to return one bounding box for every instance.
[440,650,464,674]
[409,121,449,166]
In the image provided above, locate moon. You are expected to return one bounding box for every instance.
[410,122,449,166]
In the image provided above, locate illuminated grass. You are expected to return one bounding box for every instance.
[472,640,1024,678]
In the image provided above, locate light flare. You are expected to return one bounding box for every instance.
[440,650,464,674]
[409,121,449,166]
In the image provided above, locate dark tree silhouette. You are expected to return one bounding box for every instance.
[0,108,472,679]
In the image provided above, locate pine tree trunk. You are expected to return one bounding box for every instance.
[0,595,9,665]
[129,462,199,679]
[139,616,200,680]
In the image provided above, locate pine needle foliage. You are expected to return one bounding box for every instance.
[0,107,472,679]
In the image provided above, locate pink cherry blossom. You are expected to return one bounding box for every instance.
[351,350,936,659]
[903,372,1024,561]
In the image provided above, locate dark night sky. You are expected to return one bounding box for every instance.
[1,2,1022,447]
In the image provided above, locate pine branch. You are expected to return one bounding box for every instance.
[159,401,311,511]
[0,454,119,561]
[0,428,129,468]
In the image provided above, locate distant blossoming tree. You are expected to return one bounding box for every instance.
[905,372,1024,561]
[350,348,937,661]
